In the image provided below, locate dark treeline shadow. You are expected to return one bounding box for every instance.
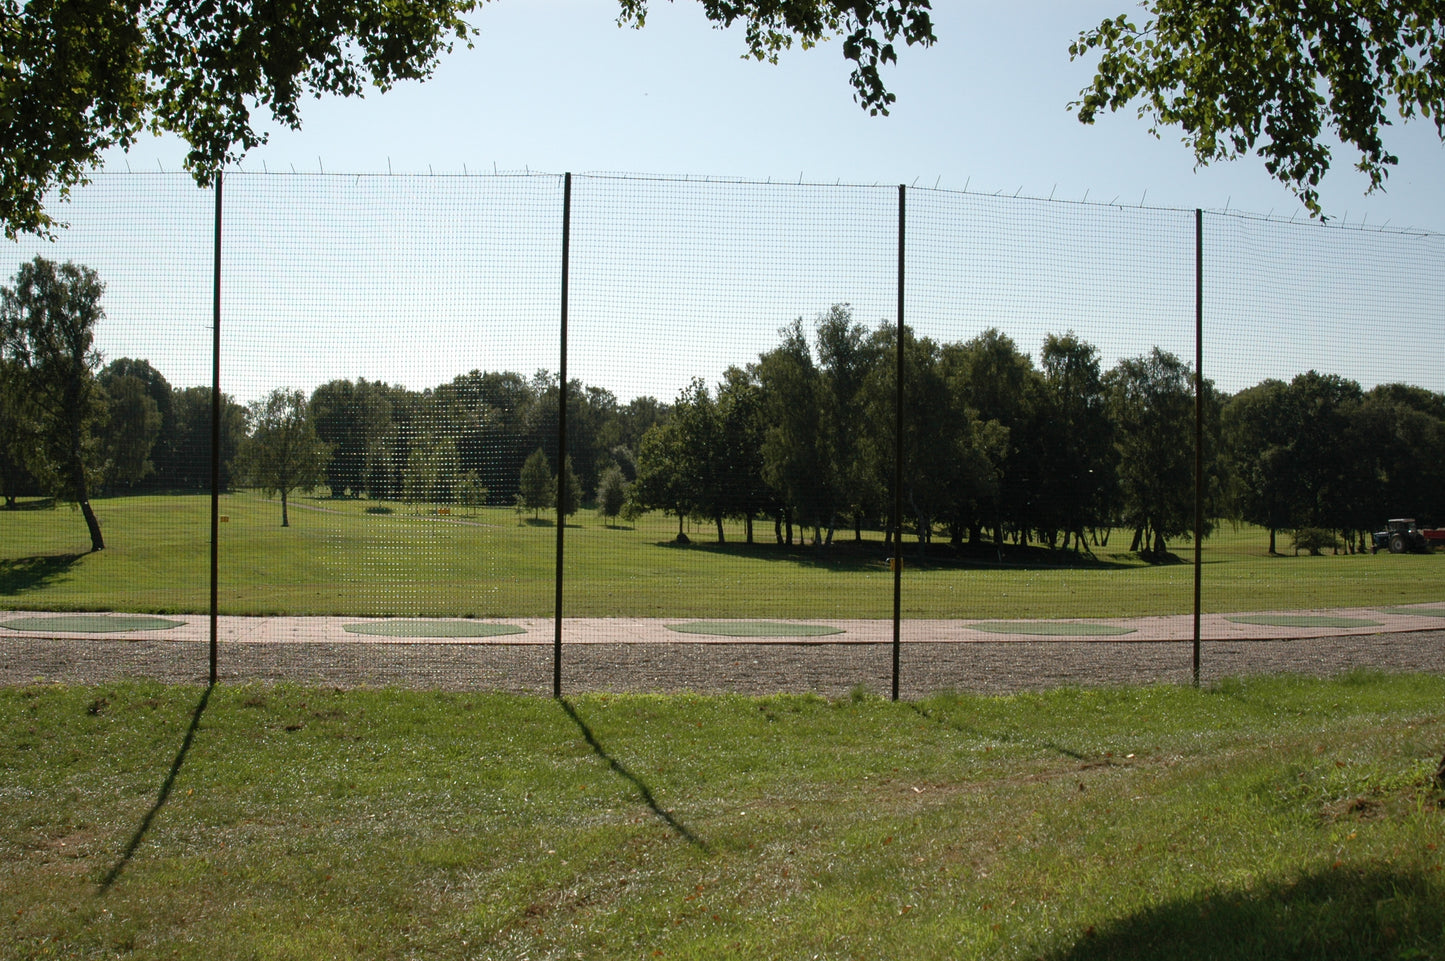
[0,553,84,595]
[659,537,1139,573]
[1044,864,1445,960]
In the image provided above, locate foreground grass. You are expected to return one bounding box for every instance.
[1,492,1443,618]
[2,673,1443,959]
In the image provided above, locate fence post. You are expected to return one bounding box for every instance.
[554,172,572,699]
[209,172,223,686]
[1193,208,1203,687]
[892,184,906,702]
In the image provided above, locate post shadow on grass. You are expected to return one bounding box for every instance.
[98,683,215,893]
[558,699,707,851]
[0,553,84,594]
[1042,864,1445,960]
[907,702,1088,760]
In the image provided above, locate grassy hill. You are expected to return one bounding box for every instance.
[3,674,1443,959]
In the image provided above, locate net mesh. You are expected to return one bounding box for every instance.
[1,173,1442,694]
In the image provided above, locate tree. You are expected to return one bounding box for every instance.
[814,305,887,542]
[557,458,584,520]
[238,388,330,527]
[310,378,394,498]
[1073,1,1445,217]
[3,1,935,237]
[715,366,774,544]
[456,470,488,516]
[631,420,693,540]
[941,328,1040,547]
[1105,347,1214,558]
[168,386,247,491]
[756,319,828,544]
[663,378,730,542]
[1036,332,1117,551]
[1222,379,1295,554]
[0,358,42,507]
[97,373,162,490]
[517,448,555,519]
[403,432,460,505]
[596,465,629,527]
[99,358,175,488]
[0,257,108,550]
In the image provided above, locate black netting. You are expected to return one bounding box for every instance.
[2,174,1442,694]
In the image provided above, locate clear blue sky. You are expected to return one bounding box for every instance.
[104,1,1445,228]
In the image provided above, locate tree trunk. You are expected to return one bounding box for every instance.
[70,459,104,551]
[1268,527,1277,554]
[281,489,290,528]
[714,514,725,543]
[744,514,754,544]
[80,498,104,551]
[1130,527,1144,552]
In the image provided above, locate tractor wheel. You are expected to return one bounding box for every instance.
[1390,533,1407,554]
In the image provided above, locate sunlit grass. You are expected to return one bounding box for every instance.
[0,492,1442,618]
[2,674,1442,959]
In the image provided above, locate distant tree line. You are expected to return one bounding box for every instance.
[627,306,1445,557]
[4,258,1443,554]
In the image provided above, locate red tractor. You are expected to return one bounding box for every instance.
[1371,518,1445,554]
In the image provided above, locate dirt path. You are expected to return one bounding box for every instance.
[3,625,1443,697]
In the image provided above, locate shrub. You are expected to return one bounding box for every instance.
[1290,527,1340,556]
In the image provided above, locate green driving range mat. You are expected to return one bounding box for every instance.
[1379,606,1445,618]
[668,621,845,637]
[342,620,526,638]
[0,615,186,633]
[971,621,1135,636]
[1226,615,1382,628]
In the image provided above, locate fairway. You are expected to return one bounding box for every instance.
[1,492,1443,620]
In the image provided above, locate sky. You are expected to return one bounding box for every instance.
[9,1,1443,405]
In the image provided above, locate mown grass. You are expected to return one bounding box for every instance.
[0,492,1442,618]
[2,674,1442,959]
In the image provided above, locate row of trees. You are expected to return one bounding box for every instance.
[5,257,1443,555]
[632,307,1445,556]
[632,307,1196,555]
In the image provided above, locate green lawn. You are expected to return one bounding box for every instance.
[2,674,1442,959]
[1,492,1442,618]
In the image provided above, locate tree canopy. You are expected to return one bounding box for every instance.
[8,1,1440,234]
[1071,1,1445,217]
[0,0,935,238]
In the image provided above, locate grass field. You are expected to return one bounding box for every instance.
[2,674,1442,959]
[1,492,1442,619]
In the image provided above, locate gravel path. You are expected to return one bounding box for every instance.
[3,626,1444,697]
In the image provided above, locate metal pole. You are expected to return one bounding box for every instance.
[892,185,905,702]
[553,173,572,699]
[209,172,223,686]
[1192,208,1204,687]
